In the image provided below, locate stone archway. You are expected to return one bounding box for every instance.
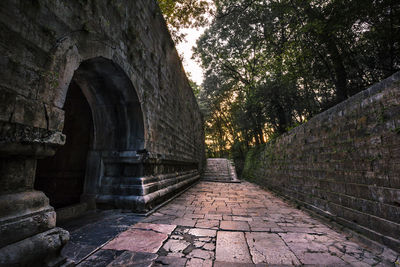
[0,2,205,265]
[34,57,145,220]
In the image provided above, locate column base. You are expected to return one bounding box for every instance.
[0,227,69,267]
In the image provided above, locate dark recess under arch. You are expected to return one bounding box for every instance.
[35,57,145,210]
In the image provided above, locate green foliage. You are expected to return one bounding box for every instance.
[157,0,212,43]
[194,0,400,159]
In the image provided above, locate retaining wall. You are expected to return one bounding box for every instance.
[243,72,400,252]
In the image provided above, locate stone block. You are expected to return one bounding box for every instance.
[245,232,300,265]
[103,228,168,253]
[220,221,250,231]
[0,227,69,266]
[216,231,252,263]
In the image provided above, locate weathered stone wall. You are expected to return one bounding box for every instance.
[243,72,400,253]
[0,0,204,164]
[0,0,204,265]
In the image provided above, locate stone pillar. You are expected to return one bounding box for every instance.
[0,122,70,266]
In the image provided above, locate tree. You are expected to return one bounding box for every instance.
[194,0,400,158]
[157,0,212,43]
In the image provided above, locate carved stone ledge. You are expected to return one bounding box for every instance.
[0,121,65,157]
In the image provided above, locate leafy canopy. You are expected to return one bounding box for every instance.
[157,0,212,43]
[194,0,400,161]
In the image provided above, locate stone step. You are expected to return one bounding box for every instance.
[99,171,198,196]
[102,170,197,186]
[97,174,200,212]
[202,158,240,183]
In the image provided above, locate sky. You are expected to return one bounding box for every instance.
[176,27,207,85]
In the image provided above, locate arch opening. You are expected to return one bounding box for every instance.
[35,57,145,213]
[35,81,93,209]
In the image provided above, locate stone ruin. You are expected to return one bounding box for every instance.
[0,0,205,265]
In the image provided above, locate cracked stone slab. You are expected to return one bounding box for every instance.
[216,231,252,263]
[162,239,190,253]
[186,258,213,266]
[187,249,214,259]
[245,232,300,265]
[203,243,215,251]
[187,228,217,237]
[103,229,168,253]
[130,223,176,234]
[106,251,157,267]
[153,256,187,266]
[213,262,265,267]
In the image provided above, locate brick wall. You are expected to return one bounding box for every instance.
[0,1,205,263]
[243,72,400,252]
[0,0,204,165]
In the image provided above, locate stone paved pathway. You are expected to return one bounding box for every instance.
[76,181,399,266]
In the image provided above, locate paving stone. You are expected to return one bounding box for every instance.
[195,219,220,229]
[281,226,325,234]
[171,218,196,227]
[341,254,371,267]
[380,248,399,263]
[61,211,139,263]
[167,252,185,258]
[162,239,190,253]
[248,221,279,232]
[160,209,186,217]
[184,213,205,219]
[186,258,213,267]
[77,249,124,267]
[142,216,176,225]
[106,251,157,267]
[153,256,187,267]
[301,252,346,265]
[103,229,168,253]
[220,221,250,231]
[62,242,98,264]
[232,216,253,222]
[187,249,214,260]
[203,243,215,251]
[216,231,252,263]
[278,233,318,243]
[194,241,205,248]
[131,223,176,234]
[67,181,399,266]
[213,261,264,267]
[204,214,223,220]
[188,228,217,237]
[170,235,184,240]
[222,215,233,220]
[245,232,300,265]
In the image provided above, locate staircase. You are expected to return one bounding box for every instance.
[202,158,240,183]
